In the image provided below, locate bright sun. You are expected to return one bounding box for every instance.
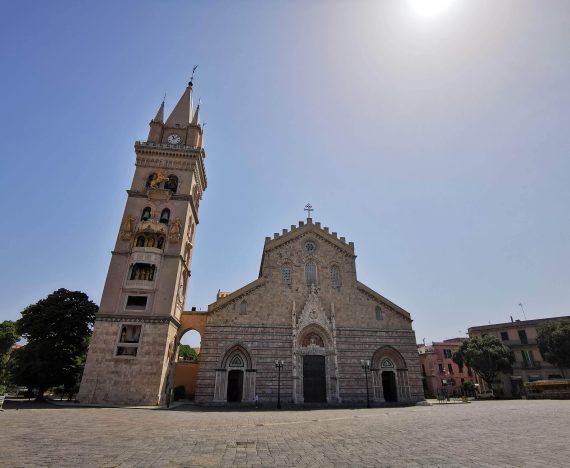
[409,0,455,17]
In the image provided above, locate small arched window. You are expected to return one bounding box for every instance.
[330,266,340,288]
[146,173,157,188]
[305,262,317,286]
[282,265,291,286]
[141,207,152,221]
[375,305,383,320]
[160,208,170,224]
[135,235,145,247]
[156,236,164,250]
[239,300,248,315]
[164,175,178,193]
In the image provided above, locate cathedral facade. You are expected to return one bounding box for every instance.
[193,220,424,405]
[78,81,424,407]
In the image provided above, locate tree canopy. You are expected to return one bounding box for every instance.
[12,288,98,398]
[179,344,198,360]
[0,320,20,391]
[536,320,570,377]
[453,335,514,387]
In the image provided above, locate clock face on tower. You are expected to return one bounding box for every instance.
[167,134,182,145]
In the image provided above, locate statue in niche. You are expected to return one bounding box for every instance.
[149,169,169,189]
[169,217,182,241]
[120,215,134,240]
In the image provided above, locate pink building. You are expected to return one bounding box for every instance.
[418,338,480,398]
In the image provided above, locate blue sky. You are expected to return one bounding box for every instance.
[1,0,569,343]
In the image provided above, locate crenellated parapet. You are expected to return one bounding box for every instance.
[263,217,355,256]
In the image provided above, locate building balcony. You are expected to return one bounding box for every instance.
[513,362,542,370]
[504,338,536,347]
[135,140,202,152]
[131,246,163,255]
[124,280,156,291]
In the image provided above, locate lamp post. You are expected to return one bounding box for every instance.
[275,359,284,409]
[360,360,371,408]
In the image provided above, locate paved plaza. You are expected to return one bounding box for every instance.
[1,399,569,467]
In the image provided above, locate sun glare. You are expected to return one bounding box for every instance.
[409,0,455,17]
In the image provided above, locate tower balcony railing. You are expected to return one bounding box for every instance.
[131,246,163,255]
[135,141,202,151]
[124,279,156,291]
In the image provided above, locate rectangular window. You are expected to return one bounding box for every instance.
[448,363,454,374]
[119,325,141,343]
[500,331,509,341]
[518,330,528,344]
[521,349,535,367]
[438,364,444,374]
[116,324,142,358]
[126,295,147,309]
[116,346,138,357]
[443,349,452,359]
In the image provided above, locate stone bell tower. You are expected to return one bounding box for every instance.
[78,79,207,405]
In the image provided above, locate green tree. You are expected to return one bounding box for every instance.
[536,320,570,378]
[178,344,198,360]
[0,320,20,392]
[13,289,98,399]
[453,335,514,388]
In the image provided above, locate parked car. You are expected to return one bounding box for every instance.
[476,390,495,399]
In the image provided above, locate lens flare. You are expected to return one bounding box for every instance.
[409,0,456,17]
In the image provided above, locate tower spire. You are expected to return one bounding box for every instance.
[152,99,164,123]
[165,82,193,127]
[191,101,200,126]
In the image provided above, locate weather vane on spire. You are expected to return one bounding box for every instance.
[304,203,314,218]
[189,65,198,86]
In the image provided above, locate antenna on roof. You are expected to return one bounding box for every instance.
[518,302,527,320]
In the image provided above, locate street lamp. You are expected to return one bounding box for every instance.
[274,359,284,409]
[360,360,371,408]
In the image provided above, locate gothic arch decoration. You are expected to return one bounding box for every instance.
[213,343,256,403]
[370,346,411,403]
[291,287,341,404]
[297,324,331,349]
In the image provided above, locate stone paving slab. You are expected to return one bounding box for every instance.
[1,400,569,467]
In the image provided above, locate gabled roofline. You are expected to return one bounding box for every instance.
[208,277,267,313]
[263,218,355,256]
[356,281,412,322]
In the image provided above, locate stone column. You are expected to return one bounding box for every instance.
[213,369,227,402]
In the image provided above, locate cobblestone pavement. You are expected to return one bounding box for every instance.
[1,399,569,467]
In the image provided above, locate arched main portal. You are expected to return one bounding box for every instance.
[293,325,340,404]
[371,346,411,403]
[213,344,256,403]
